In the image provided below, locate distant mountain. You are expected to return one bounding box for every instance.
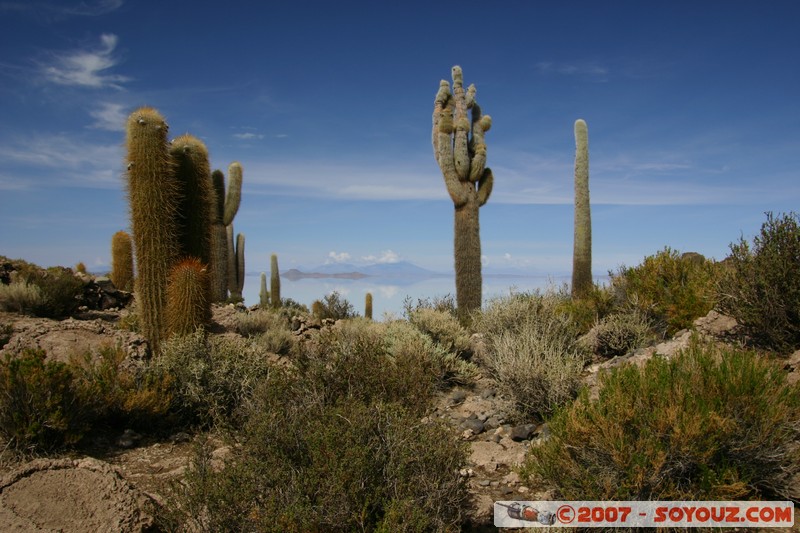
[289,260,443,279]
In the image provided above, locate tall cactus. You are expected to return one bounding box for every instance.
[170,134,214,266]
[259,272,269,307]
[432,66,494,319]
[166,257,211,338]
[110,230,134,291]
[210,163,243,301]
[125,107,178,354]
[270,254,281,309]
[365,292,373,320]
[572,119,592,299]
[226,225,245,301]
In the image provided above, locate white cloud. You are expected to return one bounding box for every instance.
[0,134,122,188]
[536,61,609,80]
[233,132,265,140]
[361,250,400,264]
[1,0,123,16]
[88,102,127,131]
[327,251,351,263]
[41,33,130,89]
[503,253,512,261]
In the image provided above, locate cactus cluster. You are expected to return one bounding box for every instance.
[124,106,246,351]
[210,163,243,301]
[432,66,494,319]
[226,226,245,301]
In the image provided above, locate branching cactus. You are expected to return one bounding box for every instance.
[365,292,373,320]
[259,272,269,307]
[210,163,243,301]
[166,257,211,338]
[125,107,178,354]
[270,254,281,309]
[226,225,245,301]
[170,134,214,267]
[110,230,134,291]
[572,119,592,299]
[432,66,494,319]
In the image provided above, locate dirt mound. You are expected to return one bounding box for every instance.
[0,457,156,532]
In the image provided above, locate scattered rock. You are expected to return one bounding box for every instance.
[448,389,467,406]
[462,418,485,435]
[510,424,538,442]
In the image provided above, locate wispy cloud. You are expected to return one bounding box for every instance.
[40,33,130,89]
[535,61,609,81]
[1,0,123,17]
[361,250,400,264]
[233,132,265,140]
[88,102,127,131]
[0,134,122,188]
[327,251,351,263]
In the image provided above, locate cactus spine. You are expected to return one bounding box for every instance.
[125,107,178,353]
[432,66,494,320]
[572,119,592,299]
[111,230,134,291]
[365,292,373,320]
[170,135,214,266]
[210,163,242,301]
[259,272,269,307]
[270,254,280,309]
[166,257,211,338]
[226,226,245,301]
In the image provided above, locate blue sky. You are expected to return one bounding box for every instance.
[1,1,799,284]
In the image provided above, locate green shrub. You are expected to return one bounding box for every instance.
[172,375,468,531]
[579,310,654,358]
[313,290,356,320]
[555,283,617,335]
[235,309,287,337]
[408,308,471,356]
[611,247,719,336]
[402,293,457,318]
[0,349,90,451]
[521,338,800,500]
[71,345,174,430]
[474,292,584,420]
[718,212,800,351]
[153,330,274,427]
[23,266,86,318]
[0,281,44,314]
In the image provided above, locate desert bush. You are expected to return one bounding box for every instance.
[0,281,44,314]
[152,330,273,427]
[235,309,287,337]
[24,266,86,318]
[474,292,584,420]
[408,307,471,356]
[385,319,478,387]
[402,293,457,318]
[555,283,617,335]
[71,345,174,430]
[312,290,356,320]
[172,371,468,531]
[717,212,800,351]
[521,338,800,501]
[579,310,654,358]
[0,349,90,451]
[611,247,719,336]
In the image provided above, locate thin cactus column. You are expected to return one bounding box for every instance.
[110,230,134,291]
[572,119,592,299]
[210,163,242,301]
[170,135,214,266]
[226,225,245,301]
[270,254,280,309]
[432,66,494,320]
[365,292,373,320]
[125,107,178,354]
[259,272,269,307]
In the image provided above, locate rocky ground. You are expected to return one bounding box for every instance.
[0,304,798,531]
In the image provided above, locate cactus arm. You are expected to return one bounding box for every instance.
[451,66,471,180]
[477,168,494,207]
[235,233,245,297]
[222,162,242,226]
[433,80,469,207]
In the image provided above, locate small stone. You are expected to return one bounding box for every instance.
[502,486,515,496]
[461,429,475,440]
[483,416,501,431]
[478,479,491,487]
[480,388,497,399]
[490,481,500,487]
[518,486,530,494]
[461,418,485,435]
[510,424,538,442]
[448,390,467,405]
